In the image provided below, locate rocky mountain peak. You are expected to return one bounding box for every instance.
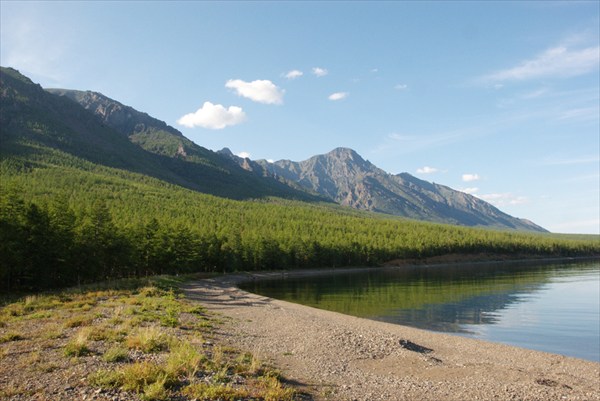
[251,147,546,232]
[46,88,182,139]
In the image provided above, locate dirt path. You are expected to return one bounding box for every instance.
[182,270,600,401]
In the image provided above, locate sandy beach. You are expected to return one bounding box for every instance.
[182,268,600,401]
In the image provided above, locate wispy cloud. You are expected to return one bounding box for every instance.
[177,102,246,129]
[462,173,481,182]
[284,70,303,80]
[480,45,599,83]
[0,9,70,85]
[416,166,439,174]
[374,131,470,155]
[521,87,550,99]
[476,193,529,206]
[462,187,479,195]
[540,155,600,166]
[225,79,284,104]
[328,92,349,101]
[558,107,599,122]
[550,218,600,234]
[312,67,328,77]
[394,84,408,90]
[237,151,251,159]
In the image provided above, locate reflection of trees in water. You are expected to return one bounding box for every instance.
[375,286,545,333]
[241,261,597,334]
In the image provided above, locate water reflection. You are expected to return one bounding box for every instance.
[240,260,600,361]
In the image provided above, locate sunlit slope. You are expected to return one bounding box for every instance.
[0,67,322,201]
[1,67,598,292]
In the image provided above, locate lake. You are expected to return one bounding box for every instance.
[240,260,600,362]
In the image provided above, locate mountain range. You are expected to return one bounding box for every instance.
[1,67,320,202]
[1,67,546,232]
[219,148,545,232]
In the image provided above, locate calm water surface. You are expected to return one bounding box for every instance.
[240,260,600,362]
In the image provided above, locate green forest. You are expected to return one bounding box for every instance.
[1,66,598,293]
[1,144,598,292]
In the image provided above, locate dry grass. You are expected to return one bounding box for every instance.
[63,328,91,357]
[1,276,299,400]
[126,325,171,353]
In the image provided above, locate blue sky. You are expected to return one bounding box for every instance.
[1,1,599,234]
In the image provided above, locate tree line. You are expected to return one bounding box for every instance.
[2,182,598,292]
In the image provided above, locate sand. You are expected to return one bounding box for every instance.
[182,268,600,401]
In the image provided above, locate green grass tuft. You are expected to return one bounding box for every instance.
[0,332,24,343]
[102,346,129,363]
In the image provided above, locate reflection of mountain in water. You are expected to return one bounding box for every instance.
[373,284,546,333]
[241,261,597,335]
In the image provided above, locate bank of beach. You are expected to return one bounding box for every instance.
[183,267,600,401]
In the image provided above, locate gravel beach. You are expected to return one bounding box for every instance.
[183,269,600,401]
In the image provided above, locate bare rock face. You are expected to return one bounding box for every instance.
[221,147,546,232]
[46,89,178,138]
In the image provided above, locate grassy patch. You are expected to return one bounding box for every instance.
[102,346,129,363]
[0,332,24,343]
[126,326,170,353]
[64,314,94,328]
[2,275,301,400]
[63,328,91,357]
[182,382,249,400]
[165,340,205,380]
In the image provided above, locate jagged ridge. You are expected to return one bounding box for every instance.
[0,67,323,201]
[221,147,546,232]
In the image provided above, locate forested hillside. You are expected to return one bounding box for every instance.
[2,161,598,292]
[0,67,320,201]
[1,67,599,292]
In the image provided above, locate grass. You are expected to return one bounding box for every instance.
[165,340,205,380]
[1,275,299,400]
[126,325,171,353]
[64,314,94,328]
[102,346,129,363]
[182,382,249,400]
[63,328,91,357]
[0,332,24,343]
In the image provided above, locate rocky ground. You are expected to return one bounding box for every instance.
[183,269,600,401]
[0,279,297,401]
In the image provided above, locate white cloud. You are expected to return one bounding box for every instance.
[395,84,408,90]
[462,187,479,194]
[477,193,528,206]
[284,70,303,80]
[416,166,439,174]
[481,45,600,82]
[328,92,349,101]
[177,102,246,129]
[237,151,251,159]
[225,79,284,104]
[462,173,481,182]
[312,67,328,77]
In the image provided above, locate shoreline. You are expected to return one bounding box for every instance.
[183,261,600,401]
[224,254,600,282]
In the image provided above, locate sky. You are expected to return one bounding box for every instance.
[1,1,599,234]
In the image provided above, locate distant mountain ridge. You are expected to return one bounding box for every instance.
[1,66,545,231]
[220,147,547,232]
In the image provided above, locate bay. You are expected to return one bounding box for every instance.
[240,260,600,362]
